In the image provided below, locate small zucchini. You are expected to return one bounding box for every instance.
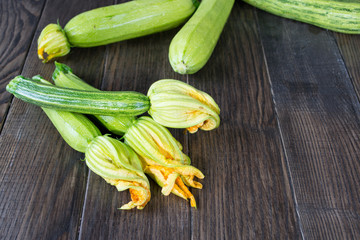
[43,108,101,153]
[6,76,150,116]
[243,0,360,34]
[38,0,199,62]
[168,0,235,74]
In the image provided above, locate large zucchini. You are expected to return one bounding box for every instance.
[38,0,199,62]
[243,0,360,34]
[6,76,150,116]
[168,0,235,74]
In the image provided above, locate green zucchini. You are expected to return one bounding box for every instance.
[38,0,199,62]
[53,61,136,135]
[168,0,235,74]
[243,0,360,34]
[43,108,102,153]
[32,75,102,153]
[6,76,150,116]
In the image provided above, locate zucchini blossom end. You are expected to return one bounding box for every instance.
[38,23,70,63]
[147,79,220,133]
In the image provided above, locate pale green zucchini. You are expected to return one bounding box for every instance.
[38,0,199,62]
[168,0,235,74]
[6,76,150,116]
[243,0,360,34]
[43,108,101,153]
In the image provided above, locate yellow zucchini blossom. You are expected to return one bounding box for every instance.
[38,24,70,62]
[86,135,151,210]
[124,116,204,207]
[147,79,220,133]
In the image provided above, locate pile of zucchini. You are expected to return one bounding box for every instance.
[7,62,220,209]
[7,0,360,209]
[38,0,235,73]
[37,0,359,73]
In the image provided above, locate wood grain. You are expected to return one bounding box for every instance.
[0,0,46,130]
[2,0,360,239]
[188,3,301,239]
[256,8,360,239]
[0,0,112,239]
[0,102,87,240]
[334,33,360,98]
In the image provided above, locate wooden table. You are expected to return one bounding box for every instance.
[1,1,360,239]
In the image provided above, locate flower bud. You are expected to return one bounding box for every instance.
[147,79,220,133]
[86,135,151,210]
[38,24,70,62]
[124,116,204,207]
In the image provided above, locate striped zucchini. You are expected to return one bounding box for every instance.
[243,0,360,34]
[38,0,199,62]
[32,75,102,153]
[6,76,150,116]
[168,0,235,74]
[53,61,136,135]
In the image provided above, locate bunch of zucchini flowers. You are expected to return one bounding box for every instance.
[6,62,220,209]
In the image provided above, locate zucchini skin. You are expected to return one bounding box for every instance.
[6,76,150,116]
[65,0,198,47]
[32,75,102,153]
[42,108,101,153]
[52,61,136,135]
[168,0,235,74]
[243,0,360,34]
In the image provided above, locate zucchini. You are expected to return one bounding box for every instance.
[6,76,150,116]
[38,0,199,62]
[32,75,101,153]
[168,0,235,74]
[43,108,101,153]
[52,62,136,135]
[243,0,360,34]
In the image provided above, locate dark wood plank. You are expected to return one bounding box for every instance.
[0,0,113,239]
[334,34,360,98]
[78,8,193,238]
[189,3,301,239]
[0,102,86,240]
[0,0,46,130]
[256,8,360,239]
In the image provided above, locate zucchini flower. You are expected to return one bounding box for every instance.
[38,24,70,63]
[147,79,220,133]
[86,135,151,210]
[124,116,204,208]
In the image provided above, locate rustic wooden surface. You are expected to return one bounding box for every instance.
[1,1,359,239]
